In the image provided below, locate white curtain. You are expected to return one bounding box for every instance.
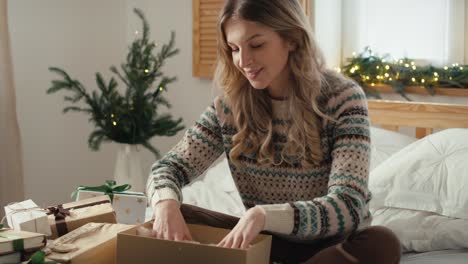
[0,0,24,218]
[313,0,343,68]
[314,0,466,67]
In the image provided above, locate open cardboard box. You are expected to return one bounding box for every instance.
[116,221,272,264]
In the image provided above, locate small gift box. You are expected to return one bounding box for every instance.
[47,195,117,239]
[0,252,20,264]
[73,181,147,225]
[4,200,52,236]
[0,228,46,257]
[46,222,133,264]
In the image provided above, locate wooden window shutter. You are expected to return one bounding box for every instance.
[193,0,311,78]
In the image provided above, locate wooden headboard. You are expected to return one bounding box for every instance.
[367,99,468,138]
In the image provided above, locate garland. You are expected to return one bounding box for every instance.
[341,47,468,99]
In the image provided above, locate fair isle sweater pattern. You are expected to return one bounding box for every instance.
[147,73,371,242]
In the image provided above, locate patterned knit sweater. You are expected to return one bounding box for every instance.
[146,72,371,242]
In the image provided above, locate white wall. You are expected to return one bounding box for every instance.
[8,0,212,206]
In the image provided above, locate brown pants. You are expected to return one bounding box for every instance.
[181,204,402,264]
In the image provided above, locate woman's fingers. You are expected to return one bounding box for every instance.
[174,232,184,241]
[240,236,250,249]
[184,225,193,241]
[217,233,232,248]
[153,202,194,242]
[231,235,243,249]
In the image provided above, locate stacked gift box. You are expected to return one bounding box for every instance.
[0,227,46,263]
[2,181,272,263]
[73,181,147,225]
[1,181,148,263]
[47,195,117,239]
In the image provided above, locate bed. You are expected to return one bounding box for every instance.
[367,100,468,263]
[147,99,468,263]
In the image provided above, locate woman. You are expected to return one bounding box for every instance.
[147,0,401,263]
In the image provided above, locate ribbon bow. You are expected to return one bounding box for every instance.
[71,180,131,202]
[46,206,71,220]
[46,205,71,237]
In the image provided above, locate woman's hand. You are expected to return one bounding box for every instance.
[152,199,193,241]
[217,206,266,249]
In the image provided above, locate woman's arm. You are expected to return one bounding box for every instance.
[147,98,226,240]
[258,83,371,240]
[146,98,225,208]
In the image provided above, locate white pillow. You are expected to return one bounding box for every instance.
[369,127,417,171]
[369,128,468,219]
[372,207,468,252]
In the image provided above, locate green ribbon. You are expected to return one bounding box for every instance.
[71,180,132,202]
[28,250,57,264]
[113,191,145,196]
[0,233,24,252]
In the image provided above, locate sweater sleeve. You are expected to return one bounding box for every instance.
[146,98,225,208]
[257,83,371,240]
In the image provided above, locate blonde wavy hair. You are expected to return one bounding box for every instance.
[214,0,332,169]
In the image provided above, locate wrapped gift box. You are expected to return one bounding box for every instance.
[4,199,52,236]
[116,221,272,264]
[0,252,20,264]
[76,190,146,225]
[47,195,117,239]
[0,228,46,258]
[46,222,133,264]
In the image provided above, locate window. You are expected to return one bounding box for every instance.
[315,0,466,67]
[349,0,464,65]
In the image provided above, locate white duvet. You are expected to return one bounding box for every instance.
[181,155,245,217]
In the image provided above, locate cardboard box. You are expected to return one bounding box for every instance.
[116,221,272,264]
[4,199,52,236]
[46,222,133,264]
[47,195,117,239]
[76,190,146,225]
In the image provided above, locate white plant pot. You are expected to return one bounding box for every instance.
[113,144,145,192]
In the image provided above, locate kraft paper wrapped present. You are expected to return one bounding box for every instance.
[4,200,52,236]
[46,222,133,264]
[0,228,46,259]
[73,181,147,225]
[47,195,117,239]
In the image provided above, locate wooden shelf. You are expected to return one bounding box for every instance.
[368,99,468,138]
[368,84,468,97]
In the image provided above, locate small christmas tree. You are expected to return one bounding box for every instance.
[47,8,184,158]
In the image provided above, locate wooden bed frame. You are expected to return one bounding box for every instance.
[367,100,468,138]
